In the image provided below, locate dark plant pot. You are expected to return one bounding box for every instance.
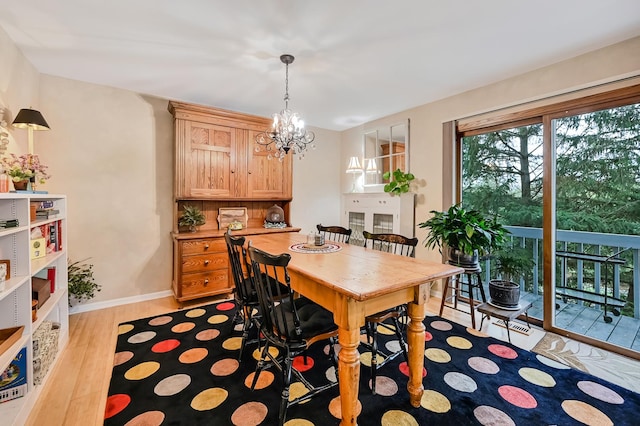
[448,247,479,269]
[13,179,29,191]
[489,280,520,308]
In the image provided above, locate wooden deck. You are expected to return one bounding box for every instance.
[519,291,640,352]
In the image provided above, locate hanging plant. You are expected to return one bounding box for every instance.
[383,168,415,194]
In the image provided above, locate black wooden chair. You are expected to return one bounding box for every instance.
[316,224,352,244]
[247,245,339,426]
[225,230,261,361]
[361,230,418,394]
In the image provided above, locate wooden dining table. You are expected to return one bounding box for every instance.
[248,232,463,425]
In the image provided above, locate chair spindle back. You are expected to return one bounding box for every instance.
[362,231,418,258]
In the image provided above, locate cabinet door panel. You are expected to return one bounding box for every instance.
[183,122,235,198]
[246,129,292,199]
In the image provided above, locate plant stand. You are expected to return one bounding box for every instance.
[477,301,533,343]
[439,265,486,329]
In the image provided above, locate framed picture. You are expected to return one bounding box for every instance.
[0,259,10,280]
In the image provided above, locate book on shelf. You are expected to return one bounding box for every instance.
[30,220,63,255]
[0,219,19,229]
[48,267,56,293]
[34,267,57,294]
[35,209,60,219]
[0,347,27,403]
[57,220,63,252]
[38,200,54,209]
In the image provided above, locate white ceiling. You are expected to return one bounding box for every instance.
[1,1,639,130]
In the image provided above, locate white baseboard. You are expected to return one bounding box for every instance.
[69,290,173,315]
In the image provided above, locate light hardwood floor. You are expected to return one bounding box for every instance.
[23,295,551,425]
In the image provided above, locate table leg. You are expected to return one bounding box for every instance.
[338,327,360,425]
[407,301,426,407]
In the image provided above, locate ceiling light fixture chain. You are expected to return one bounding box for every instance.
[255,54,315,161]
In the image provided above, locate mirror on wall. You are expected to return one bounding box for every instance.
[363,119,409,186]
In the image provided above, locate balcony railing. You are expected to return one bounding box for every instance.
[480,226,640,319]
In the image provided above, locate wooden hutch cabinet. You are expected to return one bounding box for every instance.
[170,101,292,200]
[169,102,298,304]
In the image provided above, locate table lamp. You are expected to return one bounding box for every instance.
[346,156,363,192]
[12,108,50,155]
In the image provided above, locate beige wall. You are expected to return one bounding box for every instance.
[1,23,638,307]
[291,126,342,235]
[37,77,175,304]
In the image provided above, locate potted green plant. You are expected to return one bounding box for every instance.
[383,168,415,195]
[488,244,535,308]
[417,203,509,268]
[179,205,206,232]
[68,258,101,307]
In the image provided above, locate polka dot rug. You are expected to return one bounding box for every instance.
[105,301,640,425]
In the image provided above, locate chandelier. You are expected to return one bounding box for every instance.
[255,54,315,160]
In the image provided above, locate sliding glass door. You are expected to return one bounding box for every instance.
[552,104,640,347]
[461,123,545,321]
[456,89,640,354]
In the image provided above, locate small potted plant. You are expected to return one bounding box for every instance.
[68,258,101,307]
[487,244,535,308]
[383,168,415,195]
[179,205,206,232]
[418,203,509,268]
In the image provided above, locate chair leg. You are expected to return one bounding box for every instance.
[279,349,293,426]
[467,274,476,329]
[329,336,339,373]
[250,341,270,391]
[370,322,379,395]
[392,317,408,363]
[439,277,451,317]
[232,300,244,325]
[238,307,252,361]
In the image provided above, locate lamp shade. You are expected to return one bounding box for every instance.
[346,156,362,173]
[365,158,379,174]
[12,108,50,131]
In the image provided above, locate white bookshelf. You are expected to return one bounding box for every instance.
[0,194,68,425]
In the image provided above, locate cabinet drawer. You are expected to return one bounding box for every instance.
[181,253,228,273]
[180,270,230,296]
[181,239,226,255]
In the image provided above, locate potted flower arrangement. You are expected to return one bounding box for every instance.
[1,153,51,189]
[418,203,509,268]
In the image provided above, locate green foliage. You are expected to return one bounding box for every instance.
[461,103,640,234]
[68,258,101,306]
[490,244,536,283]
[178,205,206,228]
[418,203,509,256]
[382,168,415,194]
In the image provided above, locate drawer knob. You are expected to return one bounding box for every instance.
[204,244,209,250]
[204,279,209,286]
[204,260,210,266]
